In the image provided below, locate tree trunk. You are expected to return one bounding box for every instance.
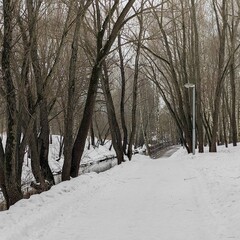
[127,3,143,160]
[210,0,227,152]
[102,62,124,165]
[230,61,237,146]
[62,4,82,181]
[70,64,101,177]
[118,34,128,155]
[2,0,23,207]
[29,128,46,189]
[38,102,54,185]
[90,120,95,147]
[229,6,238,146]
[222,96,228,148]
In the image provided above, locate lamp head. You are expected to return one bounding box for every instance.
[184,83,195,88]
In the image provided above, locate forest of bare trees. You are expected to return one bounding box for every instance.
[0,0,240,208]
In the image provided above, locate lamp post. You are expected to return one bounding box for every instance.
[184,83,196,155]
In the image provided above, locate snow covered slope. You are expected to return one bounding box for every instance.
[0,145,240,239]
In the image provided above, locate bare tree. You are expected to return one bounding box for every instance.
[127,2,144,160]
[70,0,136,177]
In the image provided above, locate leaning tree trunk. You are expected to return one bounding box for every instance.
[102,62,124,165]
[70,64,102,177]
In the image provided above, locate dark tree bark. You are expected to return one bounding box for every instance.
[29,127,46,188]
[118,34,128,155]
[90,120,95,147]
[2,0,23,207]
[228,0,239,146]
[101,62,124,165]
[222,92,228,148]
[230,60,237,146]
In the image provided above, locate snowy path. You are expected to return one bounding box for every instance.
[1,147,239,240]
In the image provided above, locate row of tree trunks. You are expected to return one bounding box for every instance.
[0,0,72,207]
[143,3,192,153]
[143,0,240,153]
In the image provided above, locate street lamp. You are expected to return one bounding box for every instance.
[184,83,196,155]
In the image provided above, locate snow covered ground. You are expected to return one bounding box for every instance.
[1,144,240,239]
